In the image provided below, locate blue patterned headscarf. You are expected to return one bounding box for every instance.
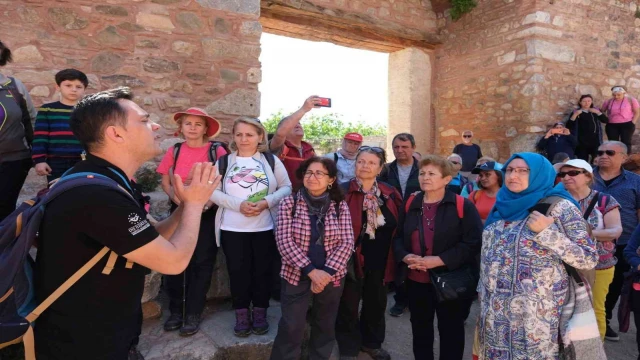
[484,152,579,227]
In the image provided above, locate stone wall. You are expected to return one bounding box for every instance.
[5,0,263,145]
[434,0,640,160]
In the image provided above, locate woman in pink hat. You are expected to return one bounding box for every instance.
[156,107,227,336]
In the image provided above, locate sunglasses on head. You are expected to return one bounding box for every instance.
[463,135,472,138]
[597,150,617,157]
[359,146,384,153]
[556,170,586,178]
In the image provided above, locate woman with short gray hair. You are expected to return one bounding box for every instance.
[601,86,640,153]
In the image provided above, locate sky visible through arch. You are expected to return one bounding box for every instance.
[259,33,389,126]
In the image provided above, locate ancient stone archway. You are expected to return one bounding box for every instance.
[260,0,440,155]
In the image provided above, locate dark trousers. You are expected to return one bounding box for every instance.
[46,157,82,184]
[606,244,631,323]
[335,269,387,356]
[270,278,345,360]
[221,229,276,309]
[575,144,600,164]
[632,287,640,360]
[165,205,218,316]
[605,121,635,153]
[393,282,408,307]
[407,280,465,360]
[0,158,32,221]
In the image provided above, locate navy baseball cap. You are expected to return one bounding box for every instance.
[471,161,503,174]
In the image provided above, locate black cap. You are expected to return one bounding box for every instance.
[471,161,503,174]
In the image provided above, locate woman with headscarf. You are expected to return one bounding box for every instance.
[335,147,402,360]
[601,86,640,153]
[270,157,353,360]
[477,153,598,359]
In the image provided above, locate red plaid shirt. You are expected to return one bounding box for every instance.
[276,194,354,286]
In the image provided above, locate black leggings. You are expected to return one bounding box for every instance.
[605,121,635,153]
[165,203,218,316]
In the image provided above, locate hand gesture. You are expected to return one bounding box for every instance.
[173,163,220,207]
[403,254,421,265]
[240,201,259,216]
[301,96,323,112]
[35,163,52,176]
[545,129,554,139]
[527,210,554,233]
[311,281,325,294]
[588,108,601,114]
[308,269,332,289]
[572,109,582,118]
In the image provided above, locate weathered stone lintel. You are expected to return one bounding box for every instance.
[260,2,440,53]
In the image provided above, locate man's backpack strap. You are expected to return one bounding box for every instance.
[102,250,119,275]
[334,152,339,163]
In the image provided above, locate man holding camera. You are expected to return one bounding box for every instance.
[536,122,577,161]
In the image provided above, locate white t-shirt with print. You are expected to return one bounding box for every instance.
[220,156,273,232]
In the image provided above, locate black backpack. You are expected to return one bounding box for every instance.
[2,77,33,145]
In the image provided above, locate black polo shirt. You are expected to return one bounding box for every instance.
[34,154,158,360]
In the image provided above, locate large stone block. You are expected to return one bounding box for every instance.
[141,271,163,303]
[136,13,175,31]
[195,0,260,15]
[205,88,261,117]
[509,134,540,154]
[48,8,88,30]
[201,38,260,61]
[176,12,204,30]
[91,52,124,73]
[143,57,181,73]
[526,40,575,63]
[12,45,43,63]
[95,5,129,16]
[95,26,127,46]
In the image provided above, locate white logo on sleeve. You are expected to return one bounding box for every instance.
[127,212,150,235]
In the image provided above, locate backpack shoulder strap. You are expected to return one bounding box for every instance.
[291,191,299,218]
[583,193,600,220]
[218,153,230,178]
[172,142,184,165]
[596,192,608,213]
[334,152,338,163]
[264,152,276,172]
[6,77,24,108]
[455,194,464,219]
[404,192,418,213]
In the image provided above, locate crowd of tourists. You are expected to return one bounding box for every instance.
[1,38,640,360]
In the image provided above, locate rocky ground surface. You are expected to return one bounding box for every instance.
[137,293,637,360]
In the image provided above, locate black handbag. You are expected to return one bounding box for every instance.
[428,264,479,303]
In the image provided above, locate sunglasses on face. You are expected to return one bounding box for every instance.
[463,135,472,138]
[359,146,384,153]
[597,150,617,157]
[557,170,586,178]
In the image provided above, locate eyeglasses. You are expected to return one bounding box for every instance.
[463,135,472,138]
[557,170,587,178]
[359,146,384,153]
[597,150,617,157]
[304,171,328,179]
[505,168,530,175]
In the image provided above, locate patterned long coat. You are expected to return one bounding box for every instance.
[477,199,598,360]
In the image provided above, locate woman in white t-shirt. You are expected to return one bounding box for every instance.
[210,116,292,337]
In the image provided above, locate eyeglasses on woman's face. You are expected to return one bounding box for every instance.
[556,170,586,178]
[504,167,530,175]
[304,170,328,179]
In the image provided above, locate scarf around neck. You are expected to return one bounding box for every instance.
[357,178,385,239]
[300,188,331,245]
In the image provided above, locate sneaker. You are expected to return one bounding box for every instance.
[361,346,391,360]
[389,303,405,317]
[163,313,183,332]
[605,325,620,341]
[179,314,202,337]
[234,308,251,337]
[252,307,269,335]
[128,345,145,360]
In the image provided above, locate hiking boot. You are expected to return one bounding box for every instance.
[389,302,405,317]
[361,346,391,360]
[252,307,269,335]
[605,325,620,341]
[234,308,251,337]
[179,314,202,337]
[163,313,183,332]
[128,345,145,360]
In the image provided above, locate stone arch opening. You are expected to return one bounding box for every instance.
[259,0,439,156]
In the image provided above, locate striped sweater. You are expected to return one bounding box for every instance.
[32,101,83,163]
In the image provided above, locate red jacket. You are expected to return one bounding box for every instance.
[343,179,402,283]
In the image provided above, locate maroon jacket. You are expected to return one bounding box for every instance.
[342,179,402,283]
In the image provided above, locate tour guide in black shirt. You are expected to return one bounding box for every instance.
[33,87,221,360]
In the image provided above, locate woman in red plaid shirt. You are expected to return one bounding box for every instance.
[270,157,354,360]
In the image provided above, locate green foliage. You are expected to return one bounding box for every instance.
[262,110,387,154]
[262,110,386,140]
[135,163,162,192]
[450,0,476,20]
